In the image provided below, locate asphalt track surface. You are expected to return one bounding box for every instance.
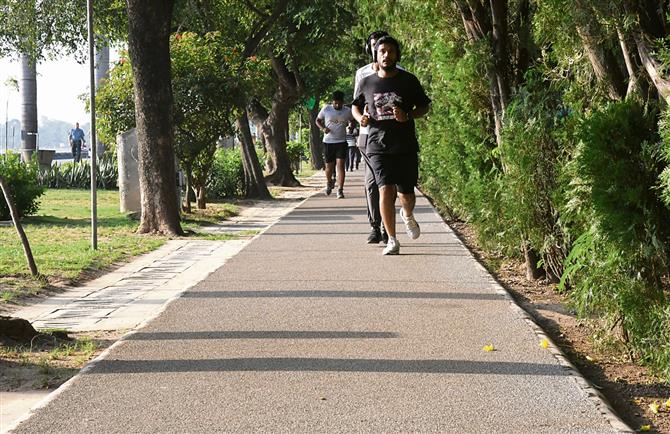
[10,173,627,433]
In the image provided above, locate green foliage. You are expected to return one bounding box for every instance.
[208,148,244,199]
[561,100,669,377]
[658,108,670,208]
[499,76,574,278]
[417,39,503,250]
[95,55,136,147]
[0,153,44,220]
[286,140,309,173]
[38,154,118,190]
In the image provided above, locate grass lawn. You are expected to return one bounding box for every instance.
[0,189,241,302]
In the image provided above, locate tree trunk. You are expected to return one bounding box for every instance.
[490,0,511,110]
[0,176,38,277]
[236,110,271,199]
[308,103,324,170]
[633,32,670,103]
[183,165,192,213]
[249,95,300,187]
[577,24,627,101]
[196,185,206,209]
[248,101,273,173]
[523,243,543,281]
[263,93,299,186]
[19,54,37,163]
[126,0,183,235]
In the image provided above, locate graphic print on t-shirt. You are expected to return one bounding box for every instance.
[373,92,402,120]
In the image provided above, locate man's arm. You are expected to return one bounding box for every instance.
[315,117,330,134]
[352,105,370,127]
[393,104,430,123]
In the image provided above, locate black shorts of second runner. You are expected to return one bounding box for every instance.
[368,152,418,194]
[323,142,348,163]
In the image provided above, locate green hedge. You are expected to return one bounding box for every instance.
[38,153,118,190]
[207,148,244,198]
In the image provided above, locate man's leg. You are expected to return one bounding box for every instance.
[359,136,381,227]
[397,153,420,239]
[325,161,335,195]
[398,192,416,216]
[75,141,82,162]
[380,184,400,255]
[336,158,345,189]
[380,185,397,237]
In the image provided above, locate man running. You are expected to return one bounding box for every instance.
[353,30,401,244]
[352,36,431,255]
[316,91,353,199]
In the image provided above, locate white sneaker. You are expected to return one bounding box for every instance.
[400,209,420,239]
[382,237,400,255]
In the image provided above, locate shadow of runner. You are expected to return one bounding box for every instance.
[127,331,399,340]
[92,358,570,376]
[182,290,504,300]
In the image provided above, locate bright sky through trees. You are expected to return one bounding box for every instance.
[0,50,118,124]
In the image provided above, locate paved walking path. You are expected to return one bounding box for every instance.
[7,172,630,433]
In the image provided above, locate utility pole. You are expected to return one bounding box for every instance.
[87,0,98,250]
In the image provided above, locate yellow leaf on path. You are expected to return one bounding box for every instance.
[665,397,670,408]
[649,402,660,414]
[482,344,495,352]
[585,355,595,362]
[540,339,549,349]
[640,424,651,431]
[634,398,643,405]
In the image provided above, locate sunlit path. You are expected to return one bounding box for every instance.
[9,171,629,433]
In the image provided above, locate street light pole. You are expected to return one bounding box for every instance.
[5,97,8,154]
[87,0,97,250]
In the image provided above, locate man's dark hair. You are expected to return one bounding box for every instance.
[374,36,401,61]
[365,30,389,56]
[332,91,345,101]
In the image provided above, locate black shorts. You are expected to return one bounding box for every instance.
[368,152,418,194]
[324,142,347,163]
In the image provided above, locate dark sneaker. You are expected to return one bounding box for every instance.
[383,237,400,255]
[367,227,382,244]
[325,179,334,196]
[337,188,344,199]
[381,229,389,244]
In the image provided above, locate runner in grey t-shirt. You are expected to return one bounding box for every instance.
[316,91,354,198]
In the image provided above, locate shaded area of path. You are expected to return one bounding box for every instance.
[9,172,629,433]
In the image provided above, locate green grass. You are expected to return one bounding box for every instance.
[0,189,241,301]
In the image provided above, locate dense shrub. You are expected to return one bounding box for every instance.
[499,78,574,279]
[286,140,309,173]
[417,40,504,250]
[207,148,244,198]
[561,100,669,378]
[38,153,118,189]
[0,153,45,220]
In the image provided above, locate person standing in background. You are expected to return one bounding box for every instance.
[68,122,86,163]
[345,120,360,171]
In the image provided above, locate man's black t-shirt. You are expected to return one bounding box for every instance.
[353,69,430,154]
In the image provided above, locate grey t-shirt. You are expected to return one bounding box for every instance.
[317,105,353,143]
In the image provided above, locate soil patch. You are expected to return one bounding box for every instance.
[0,330,122,392]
